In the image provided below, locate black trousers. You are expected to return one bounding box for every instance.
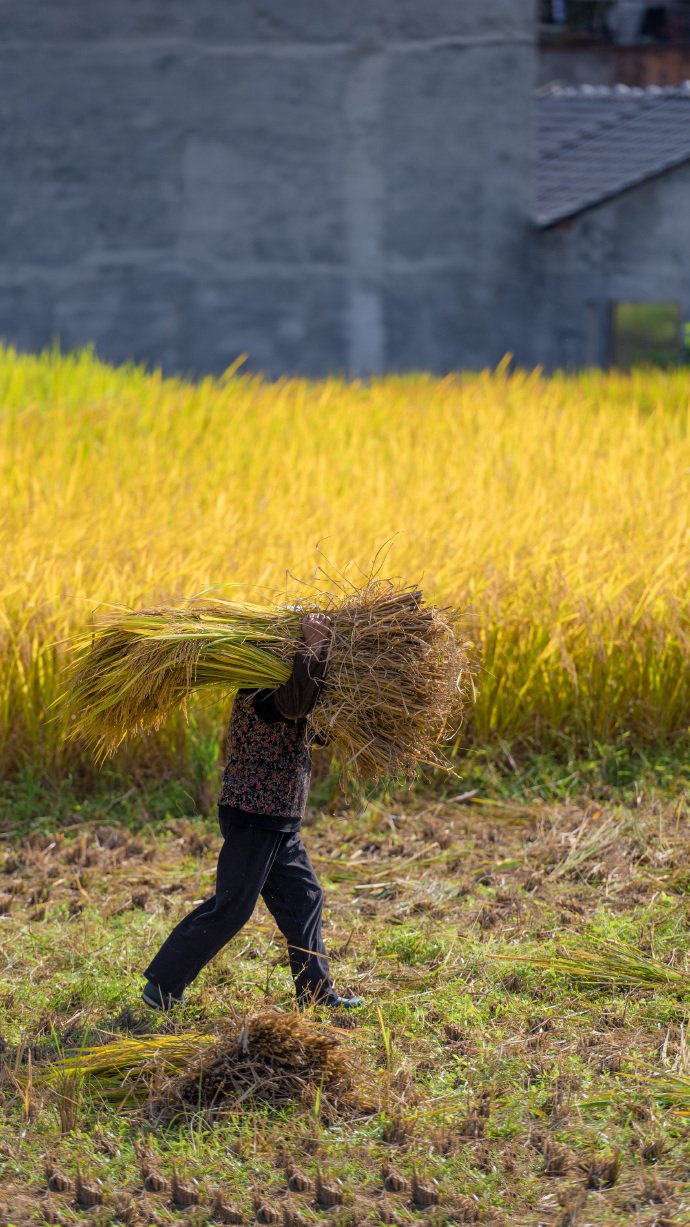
[143,817,332,1002]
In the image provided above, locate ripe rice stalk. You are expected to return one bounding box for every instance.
[46,1032,217,1104]
[63,600,293,762]
[51,1067,83,1133]
[62,581,470,785]
[3,349,690,779]
[491,939,690,991]
[156,1010,374,1122]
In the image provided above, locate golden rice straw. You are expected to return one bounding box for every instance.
[62,580,471,784]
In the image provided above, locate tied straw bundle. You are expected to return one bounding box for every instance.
[47,1011,372,1120]
[64,580,471,784]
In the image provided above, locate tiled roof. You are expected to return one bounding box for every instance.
[536,83,690,227]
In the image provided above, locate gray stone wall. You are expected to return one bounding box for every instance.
[0,0,535,377]
[530,163,690,369]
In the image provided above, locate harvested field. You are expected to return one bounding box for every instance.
[2,781,690,1224]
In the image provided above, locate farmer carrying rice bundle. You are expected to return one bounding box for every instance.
[142,612,359,1011]
[64,579,470,1011]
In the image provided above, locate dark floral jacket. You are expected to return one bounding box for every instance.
[218,643,328,819]
[218,691,313,818]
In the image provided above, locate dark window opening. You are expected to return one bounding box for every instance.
[613,303,685,369]
[539,1,690,45]
[639,3,690,42]
[539,0,616,40]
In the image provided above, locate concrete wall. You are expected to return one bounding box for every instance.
[529,162,690,369]
[0,0,535,378]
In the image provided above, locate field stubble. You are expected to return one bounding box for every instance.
[1,347,689,782]
[3,789,690,1222]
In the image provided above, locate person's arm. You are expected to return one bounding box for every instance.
[252,614,331,724]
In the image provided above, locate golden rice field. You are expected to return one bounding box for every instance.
[1,344,689,781]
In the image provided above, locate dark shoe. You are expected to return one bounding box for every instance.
[321,991,365,1010]
[141,981,184,1012]
[298,985,365,1011]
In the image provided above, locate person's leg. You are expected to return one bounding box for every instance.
[143,823,282,998]
[260,831,333,1003]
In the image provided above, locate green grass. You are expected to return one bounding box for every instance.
[3,733,690,841]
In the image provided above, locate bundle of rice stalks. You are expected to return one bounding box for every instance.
[48,1012,373,1121]
[63,600,293,762]
[155,1010,373,1122]
[47,1032,217,1104]
[494,939,690,992]
[63,580,470,784]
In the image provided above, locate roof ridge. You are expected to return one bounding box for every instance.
[537,81,690,99]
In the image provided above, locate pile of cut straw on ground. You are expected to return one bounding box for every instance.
[48,1011,372,1121]
[63,581,470,783]
[154,1011,371,1121]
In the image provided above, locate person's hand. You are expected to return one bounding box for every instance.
[302,612,331,649]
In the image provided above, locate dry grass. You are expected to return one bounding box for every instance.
[1,346,690,779]
[494,938,690,992]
